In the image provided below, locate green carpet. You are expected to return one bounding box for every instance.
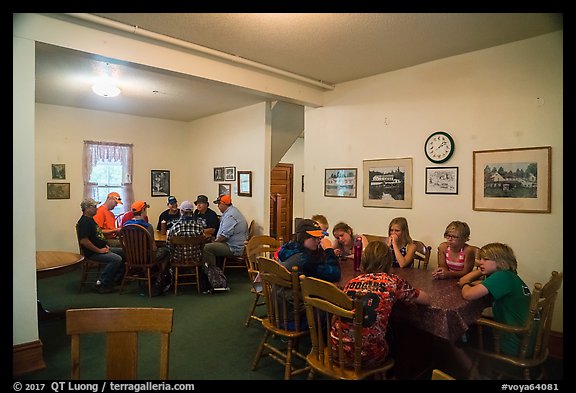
[22,267,308,380]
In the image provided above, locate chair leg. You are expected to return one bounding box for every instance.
[173,267,179,295]
[252,330,271,371]
[195,265,201,294]
[284,338,294,380]
[245,293,262,327]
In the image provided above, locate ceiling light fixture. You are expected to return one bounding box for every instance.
[91,82,121,97]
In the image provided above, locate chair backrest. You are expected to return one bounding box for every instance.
[66,307,174,379]
[413,240,431,270]
[247,219,256,241]
[246,235,282,282]
[257,256,304,333]
[120,224,156,267]
[169,234,206,265]
[363,233,387,244]
[432,369,455,380]
[300,275,394,379]
[75,223,87,257]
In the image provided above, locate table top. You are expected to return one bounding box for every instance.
[338,258,490,341]
[154,230,167,243]
[36,251,84,278]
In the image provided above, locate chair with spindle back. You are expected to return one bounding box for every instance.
[169,234,207,295]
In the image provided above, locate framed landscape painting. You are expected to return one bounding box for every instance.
[324,168,357,198]
[426,167,458,195]
[363,158,412,208]
[473,146,551,213]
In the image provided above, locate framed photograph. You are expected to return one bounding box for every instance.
[224,166,236,181]
[47,182,70,199]
[238,171,252,197]
[51,163,66,179]
[213,167,224,181]
[151,170,170,197]
[324,168,357,198]
[426,167,458,195]
[363,158,413,208]
[473,146,551,213]
[218,183,231,197]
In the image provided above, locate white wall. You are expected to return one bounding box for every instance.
[305,32,563,331]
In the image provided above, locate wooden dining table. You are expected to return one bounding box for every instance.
[36,251,84,319]
[338,257,491,379]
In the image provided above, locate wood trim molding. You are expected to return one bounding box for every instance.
[13,340,45,378]
[549,331,563,359]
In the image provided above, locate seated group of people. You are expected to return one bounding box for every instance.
[273,214,531,378]
[77,192,249,294]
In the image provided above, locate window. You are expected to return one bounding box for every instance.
[83,141,134,217]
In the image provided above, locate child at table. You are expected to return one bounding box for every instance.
[335,240,430,368]
[387,217,418,268]
[432,221,477,279]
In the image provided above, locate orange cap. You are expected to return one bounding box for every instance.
[107,192,123,205]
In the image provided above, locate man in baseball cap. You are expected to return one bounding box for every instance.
[193,195,220,239]
[94,192,123,246]
[157,195,180,231]
[213,194,232,205]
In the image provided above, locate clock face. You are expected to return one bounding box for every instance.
[425,131,454,163]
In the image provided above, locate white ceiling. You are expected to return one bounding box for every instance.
[34,13,563,122]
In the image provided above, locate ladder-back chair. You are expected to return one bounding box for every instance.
[169,234,207,295]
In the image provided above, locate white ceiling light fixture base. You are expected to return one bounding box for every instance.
[92,83,121,97]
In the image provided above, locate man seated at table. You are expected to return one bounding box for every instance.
[93,191,123,247]
[77,198,124,294]
[202,195,248,271]
[192,194,220,240]
[156,195,181,231]
[166,200,205,267]
[336,240,430,369]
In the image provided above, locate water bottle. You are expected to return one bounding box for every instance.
[353,235,362,271]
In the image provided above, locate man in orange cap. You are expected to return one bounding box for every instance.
[201,194,248,280]
[93,191,123,247]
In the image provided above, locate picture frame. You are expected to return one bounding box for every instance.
[324,168,357,198]
[237,171,252,197]
[473,146,551,213]
[213,167,224,181]
[363,158,413,208]
[47,182,70,199]
[224,166,236,181]
[51,163,66,179]
[218,183,231,197]
[151,170,170,197]
[425,167,459,195]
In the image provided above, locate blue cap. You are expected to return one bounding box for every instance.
[167,196,177,204]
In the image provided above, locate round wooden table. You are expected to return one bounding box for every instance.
[36,251,84,319]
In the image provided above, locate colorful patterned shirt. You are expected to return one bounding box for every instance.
[334,272,420,368]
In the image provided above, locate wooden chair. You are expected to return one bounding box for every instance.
[169,234,207,295]
[66,307,174,380]
[431,369,455,380]
[222,219,255,274]
[468,271,563,380]
[413,240,432,270]
[119,224,160,298]
[252,256,310,380]
[362,233,387,244]
[244,235,282,327]
[76,223,108,293]
[300,276,395,380]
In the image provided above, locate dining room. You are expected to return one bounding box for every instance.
[14,13,563,379]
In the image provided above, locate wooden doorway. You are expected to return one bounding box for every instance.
[270,163,293,242]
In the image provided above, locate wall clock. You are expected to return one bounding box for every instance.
[425,131,455,164]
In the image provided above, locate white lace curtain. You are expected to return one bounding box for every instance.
[83,140,134,210]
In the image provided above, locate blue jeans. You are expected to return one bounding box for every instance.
[89,247,124,286]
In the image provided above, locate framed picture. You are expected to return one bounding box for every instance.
[238,171,252,197]
[363,158,413,208]
[47,182,70,199]
[473,146,551,213]
[51,163,66,179]
[324,168,357,198]
[151,170,170,197]
[224,166,236,181]
[426,167,458,195]
[218,183,231,197]
[213,167,224,181]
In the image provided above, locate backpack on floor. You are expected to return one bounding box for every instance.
[202,263,228,290]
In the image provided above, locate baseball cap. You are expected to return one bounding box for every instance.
[296,219,325,238]
[167,196,177,205]
[131,200,150,212]
[213,194,231,205]
[80,198,99,209]
[179,200,194,212]
[107,192,123,205]
[194,195,209,205]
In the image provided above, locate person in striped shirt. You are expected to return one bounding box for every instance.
[433,221,477,280]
